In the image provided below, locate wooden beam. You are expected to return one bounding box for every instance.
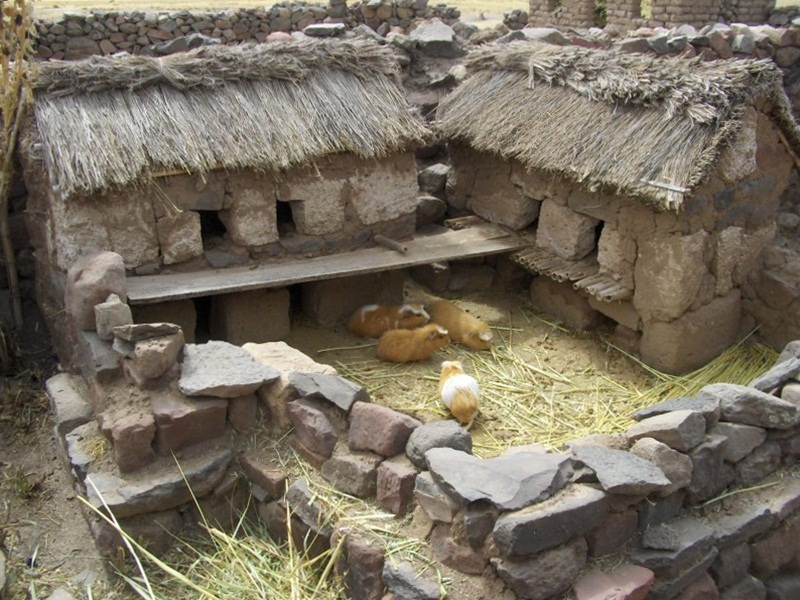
[127,222,531,305]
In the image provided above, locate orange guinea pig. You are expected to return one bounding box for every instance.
[347,303,430,338]
[427,300,493,350]
[438,360,480,429]
[377,324,450,363]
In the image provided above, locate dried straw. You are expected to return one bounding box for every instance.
[436,43,800,210]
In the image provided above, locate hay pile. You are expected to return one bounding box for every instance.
[436,43,800,210]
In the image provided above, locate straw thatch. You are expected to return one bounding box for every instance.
[436,43,800,210]
[28,39,431,199]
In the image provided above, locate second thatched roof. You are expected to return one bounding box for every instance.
[436,43,800,210]
[29,38,431,199]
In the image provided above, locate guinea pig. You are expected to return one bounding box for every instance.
[347,303,430,339]
[377,324,450,363]
[427,300,493,350]
[439,360,480,429]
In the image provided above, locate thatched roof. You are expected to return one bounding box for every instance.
[28,39,431,199]
[436,43,800,210]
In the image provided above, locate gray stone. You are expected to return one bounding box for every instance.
[616,37,652,53]
[85,442,232,518]
[638,492,685,532]
[461,502,498,548]
[321,448,383,498]
[686,435,735,504]
[65,421,104,483]
[630,438,693,496]
[76,331,121,383]
[765,572,800,600]
[287,400,338,459]
[409,18,464,58]
[426,447,573,511]
[647,550,718,598]
[95,293,133,341]
[285,479,333,538]
[332,530,385,600]
[415,195,447,228]
[149,32,219,56]
[128,332,184,381]
[647,34,670,53]
[179,341,280,398]
[536,200,599,261]
[113,322,182,342]
[719,574,766,600]
[626,410,706,452]
[701,383,800,429]
[764,478,800,520]
[46,373,93,437]
[571,445,671,495]
[303,23,345,37]
[418,163,450,194]
[348,402,421,457]
[667,35,688,51]
[382,561,440,600]
[65,251,127,331]
[414,471,460,523]
[632,395,721,427]
[430,523,487,575]
[405,420,472,469]
[731,33,755,54]
[492,537,588,600]
[632,517,715,575]
[708,506,773,548]
[642,522,681,550]
[204,249,249,268]
[709,422,766,463]
[710,543,751,589]
[288,372,368,412]
[493,484,608,558]
[749,357,800,392]
[506,26,569,45]
[776,340,800,365]
[735,440,781,485]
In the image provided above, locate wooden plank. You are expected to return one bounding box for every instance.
[128,222,531,305]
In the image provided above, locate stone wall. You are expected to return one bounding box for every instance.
[47,267,800,599]
[528,0,775,29]
[33,0,461,60]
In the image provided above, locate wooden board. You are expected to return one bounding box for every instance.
[127,222,532,305]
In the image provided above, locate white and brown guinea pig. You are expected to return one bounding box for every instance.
[377,324,450,363]
[439,360,480,429]
[347,303,430,338]
[428,300,493,350]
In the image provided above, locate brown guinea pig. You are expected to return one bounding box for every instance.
[428,300,493,350]
[347,303,430,338]
[377,324,450,363]
[439,360,480,429]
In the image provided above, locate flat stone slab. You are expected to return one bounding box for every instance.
[749,357,800,392]
[405,420,472,469]
[701,383,800,429]
[632,395,721,426]
[179,341,280,398]
[425,447,573,511]
[288,372,368,412]
[303,23,345,37]
[46,373,94,437]
[382,561,440,600]
[85,441,233,518]
[632,517,715,576]
[626,409,706,452]
[572,445,672,495]
[113,322,182,342]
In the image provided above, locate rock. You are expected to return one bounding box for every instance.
[616,37,652,53]
[409,18,463,58]
[113,322,182,342]
[285,479,333,538]
[46,373,93,437]
[155,211,203,266]
[493,483,607,558]
[287,400,338,459]
[776,340,800,365]
[94,294,133,341]
[493,537,588,600]
[647,34,670,54]
[625,410,706,452]
[228,394,258,432]
[571,445,672,495]
[333,531,385,600]
[128,332,185,381]
[382,561,440,600]
[710,543,751,589]
[536,200,599,261]
[103,411,156,473]
[415,195,447,227]
[735,440,781,485]
[630,438,693,497]
[708,505,774,548]
[731,33,755,54]
[414,471,460,523]
[239,453,287,499]
[288,372,368,412]
[149,32,219,55]
[65,36,101,60]
[418,163,450,194]
[179,341,280,398]
[501,26,569,45]
[65,251,127,331]
[377,458,418,515]
[321,447,383,498]
[631,517,715,574]
[586,509,638,557]
[425,447,573,511]
[405,420,472,469]
[700,383,800,429]
[529,277,604,332]
[151,392,228,454]
[85,442,233,518]
[45,588,78,600]
[303,23,345,37]
[461,502,499,548]
[708,422,766,463]
[76,331,121,383]
[749,357,800,392]
[765,572,800,600]
[348,402,421,457]
[686,434,735,504]
[720,575,766,599]
[573,565,655,600]
[430,523,487,575]
[632,395,721,427]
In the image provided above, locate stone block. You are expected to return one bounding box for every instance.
[710,543,751,590]
[719,575,766,600]
[152,392,228,454]
[416,194,447,227]
[713,226,743,297]
[573,565,655,600]
[95,293,133,341]
[376,457,418,515]
[288,372,367,412]
[209,288,290,345]
[571,445,671,496]
[764,573,800,600]
[155,172,226,211]
[332,530,385,600]
[288,433,330,469]
[218,389,254,431]
[46,373,94,437]
[382,561,440,600]
[702,382,800,429]
[278,172,347,236]
[567,186,618,222]
[632,517,715,576]
[410,261,450,292]
[536,200,599,260]
[446,263,495,293]
[287,399,338,459]
[239,453,287,499]
[132,300,197,343]
[634,229,709,322]
[179,340,280,398]
[750,513,800,579]
[414,471,460,523]
[321,447,383,498]
[76,330,121,383]
[597,224,636,290]
[586,509,638,557]
[588,297,639,330]
[405,420,472,469]
[734,440,781,485]
[155,210,203,265]
[348,402,421,457]
[639,291,742,375]
[301,270,405,327]
[345,153,418,227]
[638,492,685,532]
[102,411,156,473]
[686,435,735,505]
[709,422,766,463]
[529,277,604,332]
[65,251,127,331]
[630,437,693,497]
[127,332,185,382]
[430,523,487,575]
[220,170,279,246]
[492,537,588,600]
[418,163,450,194]
[626,410,706,452]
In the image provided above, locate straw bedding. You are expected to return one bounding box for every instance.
[436,43,800,210]
[29,39,431,199]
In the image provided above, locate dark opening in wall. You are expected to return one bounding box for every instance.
[277,200,297,237]
[193,296,212,344]
[595,220,606,247]
[199,210,227,250]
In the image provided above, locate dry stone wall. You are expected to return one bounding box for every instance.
[48,258,800,599]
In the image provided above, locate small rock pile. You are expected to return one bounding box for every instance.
[503,9,530,31]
